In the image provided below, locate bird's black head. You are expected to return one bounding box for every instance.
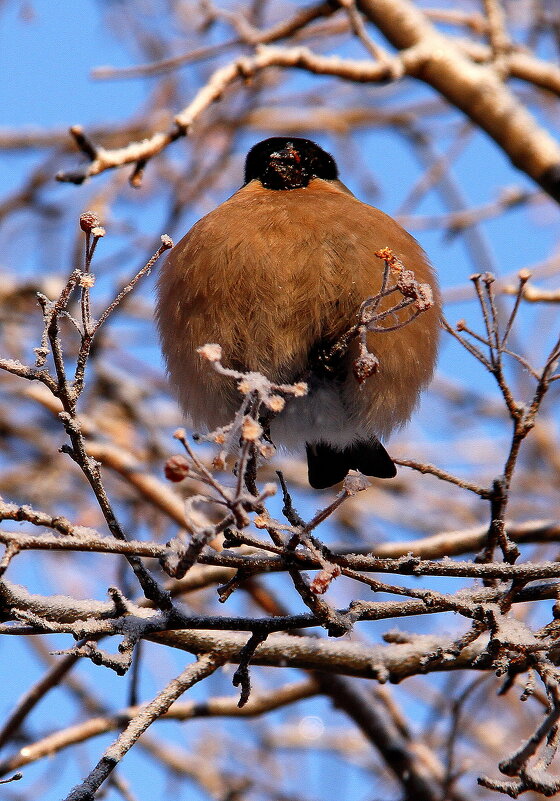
[244,137,338,190]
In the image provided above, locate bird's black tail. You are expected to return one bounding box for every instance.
[306,439,396,489]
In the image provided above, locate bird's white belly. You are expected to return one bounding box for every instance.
[269,384,365,449]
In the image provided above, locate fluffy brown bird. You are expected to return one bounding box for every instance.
[156,137,440,488]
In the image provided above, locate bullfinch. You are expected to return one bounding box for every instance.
[156,137,440,489]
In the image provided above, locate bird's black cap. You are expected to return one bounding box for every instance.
[244,137,338,190]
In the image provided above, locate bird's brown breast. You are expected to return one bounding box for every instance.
[156,178,440,434]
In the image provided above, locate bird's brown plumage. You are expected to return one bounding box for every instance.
[158,180,438,421]
[157,141,440,488]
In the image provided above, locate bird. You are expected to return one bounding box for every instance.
[156,137,440,489]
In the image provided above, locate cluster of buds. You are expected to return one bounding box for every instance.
[350,248,435,384]
[164,344,309,481]
[322,248,436,387]
[79,210,106,240]
[375,247,434,313]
